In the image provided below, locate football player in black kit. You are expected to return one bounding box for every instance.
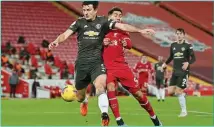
[162,28,196,117]
[49,1,156,126]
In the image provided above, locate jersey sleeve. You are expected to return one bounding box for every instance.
[133,62,139,73]
[165,43,174,64]
[68,19,80,33]
[103,17,117,30]
[188,44,196,64]
[154,63,157,71]
[149,63,154,73]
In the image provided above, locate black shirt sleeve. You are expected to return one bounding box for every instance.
[103,17,116,30]
[165,44,174,64]
[68,19,80,33]
[154,63,157,71]
[188,44,196,64]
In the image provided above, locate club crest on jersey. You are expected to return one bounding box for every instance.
[181,47,185,51]
[114,33,118,37]
[96,24,101,29]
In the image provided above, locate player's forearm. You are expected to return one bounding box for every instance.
[54,29,73,44]
[189,53,196,64]
[165,56,173,64]
[54,34,66,44]
[115,23,140,33]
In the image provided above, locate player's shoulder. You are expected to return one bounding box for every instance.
[76,17,84,21]
[97,15,108,21]
[171,42,177,46]
[184,41,191,46]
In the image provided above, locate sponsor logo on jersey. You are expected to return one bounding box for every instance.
[174,52,183,57]
[84,31,99,36]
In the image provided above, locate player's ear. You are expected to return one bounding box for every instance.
[94,8,98,14]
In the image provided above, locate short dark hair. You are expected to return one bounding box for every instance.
[108,7,123,15]
[82,1,99,10]
[176,28,185,35]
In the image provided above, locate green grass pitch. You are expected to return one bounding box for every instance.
[2,96,213,126]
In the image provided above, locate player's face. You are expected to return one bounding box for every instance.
[141,56,147,63]
[158,56,163,62]
[109,11,122,22]
[82,5,97,20]
[176,31,185,41]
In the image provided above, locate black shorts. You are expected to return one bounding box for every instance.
[170,73,189,89]
[74,63,106,90]
[155,78,164,89]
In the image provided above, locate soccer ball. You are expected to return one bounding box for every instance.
[61,85,77,102]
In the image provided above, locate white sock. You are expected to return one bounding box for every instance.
[116,117,121,121]
[156,88,160,100]
[83,97,88,103]
[151,115,156,119]
[160,88,165,100]
[178,93,187,113]
[98,93,109,113]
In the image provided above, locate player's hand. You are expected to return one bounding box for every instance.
[182,62,189,70]
[121,39,127,47]
[161,63,166,71]
[49,41,59,50]
[139,29,155,36]
[103,38,111,46]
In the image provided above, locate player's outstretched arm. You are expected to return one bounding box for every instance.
[114,22,155,36]
[49,29,74,50]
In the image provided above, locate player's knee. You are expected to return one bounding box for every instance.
[107,82,115,91]
[95,85,106,95]
[175,87,183,95]
[167,86,176,95]
[129,87,141,96]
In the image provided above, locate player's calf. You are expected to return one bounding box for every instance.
[107,82,125,126]
[94,74,110,125]
[76,89,87,102]
[128,88,162,126]
[175,87,187,117]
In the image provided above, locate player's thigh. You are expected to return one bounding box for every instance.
[90,63,107,93]
[176,73,189,90]
[169,73,177,87]
[117,69,136,88]
[74,68,91,90]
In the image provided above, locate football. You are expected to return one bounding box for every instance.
[61,85,77,102]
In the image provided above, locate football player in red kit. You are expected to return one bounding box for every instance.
[134,56,154,92]
[103,7,162,126]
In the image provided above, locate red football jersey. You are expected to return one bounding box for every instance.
[134,61,153,83]
[103,29,132,69]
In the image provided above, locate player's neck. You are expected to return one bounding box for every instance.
[177,39,185,44]
[92,15,97,21]
[87,15,97,22]
[141,61,147,64]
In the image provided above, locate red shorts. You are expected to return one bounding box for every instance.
[106,68,138,89]
[138,78,148,88]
